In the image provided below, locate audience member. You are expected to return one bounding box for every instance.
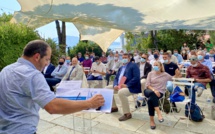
[46,58,67,91]
[87,56,106,80]
[105,53,122,85]
[77,52,84,65]
[100,52,108,64]
[187,55,211,103]
[64,56,71,67]
[42,60,55,78]
[83,53,92,68]
[134,52,140,63]
[163,52,181,93]
[150,51,163,65]
[173,49,183,64]
[145,61,180,130]
[137,53,152,107]
[107,51,114,62]
[106,53,141,121]
[148,49,154,61]
[62,57,87,87]
[0,40,104,133]
[181,49,188,60]
[197,51,213,73]
[167,50,178,64]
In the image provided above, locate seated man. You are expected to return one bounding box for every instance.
[64,56,71,67]
[42,60,55,78]
[163,52,181,93]
[46,58,67,91]
[187,55,211,103]
[137,53,152,106]
[105,53,122,85]
[100,52,108,64]
[167,50,178,64]
[87,56,106,80]
[150,51,164,65]
[173,49,183,64]
[82,53,92,75]
[62,57,87,88]
[106,53,141,121]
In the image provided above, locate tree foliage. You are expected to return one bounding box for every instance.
[69,41,103,58]
[124,30,205,52]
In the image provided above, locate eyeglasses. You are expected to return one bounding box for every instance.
[189,58,197,61]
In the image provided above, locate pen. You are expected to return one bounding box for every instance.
[76,92,81,100]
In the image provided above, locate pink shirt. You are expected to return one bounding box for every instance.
[146,71,172,94]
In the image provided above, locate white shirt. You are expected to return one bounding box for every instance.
[148,54,154,61]
[43,64,49,74]
[139,63,145,78]
[134,55,140,63]
[91,62,106,77]
[150,59,164,65]
[112,60,117,70]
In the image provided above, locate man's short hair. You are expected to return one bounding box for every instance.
[94,56,100,61]
[59,57,65,62]
[163,52,171,57]
[23,40,50,58]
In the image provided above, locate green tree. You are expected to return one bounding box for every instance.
[45,38,62,66]
[69,41,103,58]
[0,23,41,70]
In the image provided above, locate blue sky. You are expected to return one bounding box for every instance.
[0,0,120,42]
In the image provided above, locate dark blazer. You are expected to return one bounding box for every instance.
[43,64,55,78]
[113,62,141,93]
[137,62,152,79]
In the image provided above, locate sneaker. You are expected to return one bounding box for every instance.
[197,87,204,97]
[142,99,146,106]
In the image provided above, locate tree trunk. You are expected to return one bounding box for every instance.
[55,20,66,54]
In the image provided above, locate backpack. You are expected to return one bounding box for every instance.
[185,102,205,122]
[159,91,178,113]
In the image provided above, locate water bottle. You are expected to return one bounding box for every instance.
[206,95,211,108]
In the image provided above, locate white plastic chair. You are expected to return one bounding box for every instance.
[168,78,194,127]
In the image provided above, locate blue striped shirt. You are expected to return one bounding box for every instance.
[0,58,56,134]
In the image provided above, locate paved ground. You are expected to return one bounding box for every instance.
[37,88,215,134]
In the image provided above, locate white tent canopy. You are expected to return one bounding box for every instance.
[11,0,215,51]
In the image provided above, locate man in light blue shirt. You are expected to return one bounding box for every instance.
[46,58,67,91]
[197,51,213,73]
[173,49,183,64]
[0,40,104,134]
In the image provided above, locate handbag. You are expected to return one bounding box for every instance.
[170,86,185,102]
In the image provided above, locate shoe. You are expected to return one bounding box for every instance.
[213,97,215,103]
[118,114,132,121]
[111,107,118,113]
[197,87,204,97]
[158,118,164,123]
[150,126,156,130]
[135,101,141,108]
[142,99,146,106]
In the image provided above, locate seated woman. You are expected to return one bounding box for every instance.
[144,61,180,130]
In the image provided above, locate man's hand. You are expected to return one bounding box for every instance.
[107,70,110,74]
[114,86,119,90]
[121,84,127,88]
[88,94,105,109]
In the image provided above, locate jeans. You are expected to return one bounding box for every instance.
[46,78,61,91]
[186,82,206,104]
[144,89,163,116]
[166,81,173,93]
[87,75,103,80]
[105,71,116,85]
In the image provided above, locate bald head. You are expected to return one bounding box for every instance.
[72,57,78,66]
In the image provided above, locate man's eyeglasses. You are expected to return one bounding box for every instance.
[189,58,197,61]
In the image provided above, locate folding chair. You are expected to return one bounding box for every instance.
[168,78,194,127]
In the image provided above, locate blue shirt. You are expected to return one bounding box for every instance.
[118,65,127,85]
[201,59,213,73]
[175,54,183,64]
[0,58,56,134]
[51,65,68,79]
